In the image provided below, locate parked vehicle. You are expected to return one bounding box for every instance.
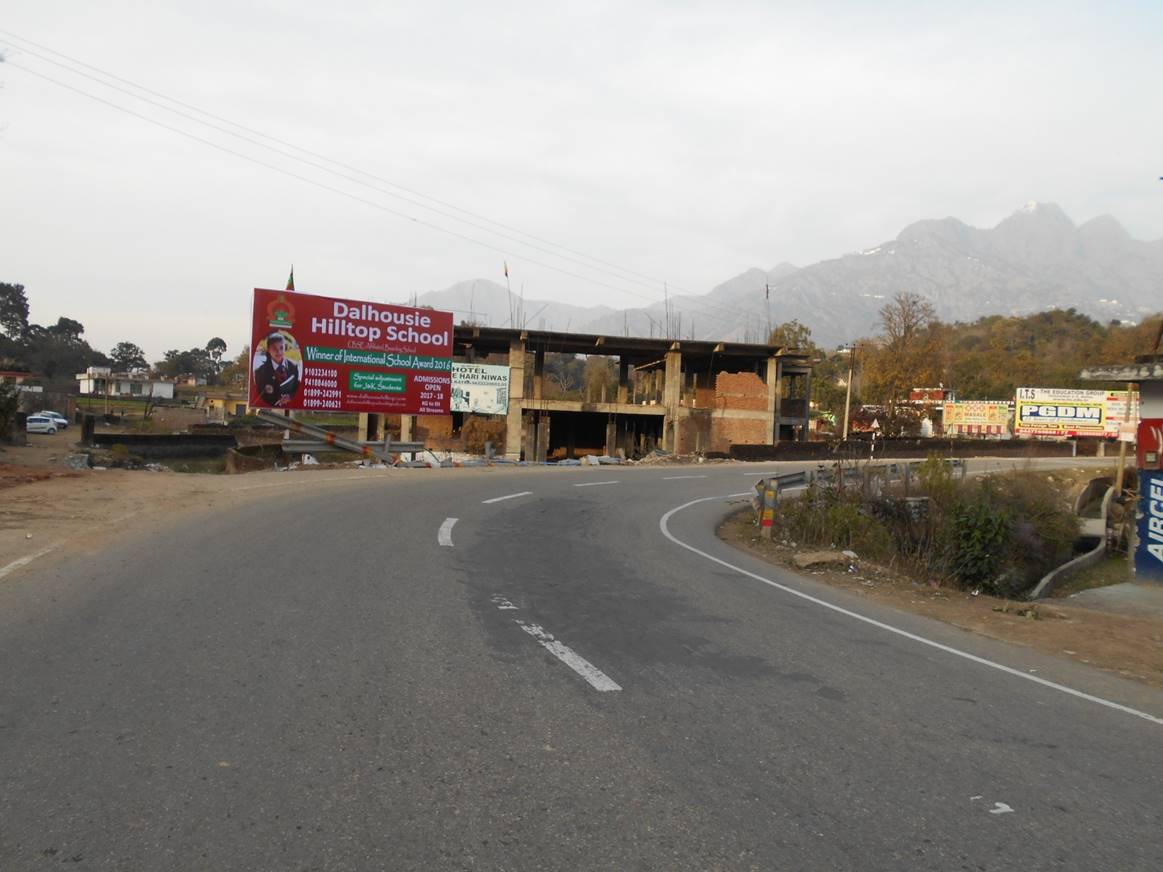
[34,410,69,429]
[26,415,59,435]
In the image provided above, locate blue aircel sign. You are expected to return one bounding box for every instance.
[1137,470,1163,581]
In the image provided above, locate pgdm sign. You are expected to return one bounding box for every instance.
[249,288,453,415]
[1014,387,1137,438]
[1138,471,1163,581]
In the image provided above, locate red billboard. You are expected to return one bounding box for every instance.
[249,288,453,415]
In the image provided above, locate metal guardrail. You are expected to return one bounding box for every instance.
[254,409,424,463]
[751,471,810,537]
[281,439,425,455]
[751,458,968,538]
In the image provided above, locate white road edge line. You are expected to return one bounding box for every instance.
[573,480,620,487]
[482,491,533,504]
[438,517,458,547]
[663,474,708,480]
[659,493,1163,727]
[516,621,622,692]
[0,545,59,581]
[236,475,387,491]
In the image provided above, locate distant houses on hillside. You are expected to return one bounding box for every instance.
[76,366,175,399]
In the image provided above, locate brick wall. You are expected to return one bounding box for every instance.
[715,371,768,411]
[676,413,711,454]
[709,417,767,454]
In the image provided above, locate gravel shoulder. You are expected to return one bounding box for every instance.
[719,508,1163,689]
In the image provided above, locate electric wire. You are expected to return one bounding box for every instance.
[0,29,777,331]
[2,37,782,338]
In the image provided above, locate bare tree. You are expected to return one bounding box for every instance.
[862,293,944,435]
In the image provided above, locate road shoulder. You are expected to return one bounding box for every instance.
[718,507,1163,689]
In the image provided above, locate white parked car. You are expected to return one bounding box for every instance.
[26,415,60,435]
[34,411,69,430]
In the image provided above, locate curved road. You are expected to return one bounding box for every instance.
[1,463,1161,870]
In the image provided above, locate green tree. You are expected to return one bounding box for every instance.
[0,282,30,339]
[110,341,149,371]
[206,337,227,368]
[768,320,817,353]
[47,317,85,344]
[218,345,250,387]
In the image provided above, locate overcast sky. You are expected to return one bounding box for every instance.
[2,1,1160,360]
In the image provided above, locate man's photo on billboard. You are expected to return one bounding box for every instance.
[253,331,301,407]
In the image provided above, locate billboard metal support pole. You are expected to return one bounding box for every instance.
[255,409,391,462]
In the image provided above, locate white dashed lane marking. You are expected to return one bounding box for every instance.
[437,518,457,546]
[482,491,533,504]
[490,595,622,692]
[517,622,623,692]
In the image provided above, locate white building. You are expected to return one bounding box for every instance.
[76,366,176,400]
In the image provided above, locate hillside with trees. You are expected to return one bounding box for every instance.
[771,299,1163,435]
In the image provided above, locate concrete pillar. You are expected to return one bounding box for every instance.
[535,412,550,463]
[504,338,526,460]
[617,358,630,403]
[605,415,617,455]
[533,346,545,400]
[358,413,372,442]
[664,349,682,452]
[766,356,780,444]
[372,414,384,443]
[400,415,413,442]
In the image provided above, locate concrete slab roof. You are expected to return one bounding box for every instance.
[453,324,813,365]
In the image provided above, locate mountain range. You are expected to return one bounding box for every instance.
[414,203,1163,348]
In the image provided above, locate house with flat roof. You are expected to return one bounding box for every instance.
[76,366,176,400]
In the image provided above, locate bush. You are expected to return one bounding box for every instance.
[777,486,895,559]
[778,465,1081,597]
[947,495,1012,591]
[914,452,957,508]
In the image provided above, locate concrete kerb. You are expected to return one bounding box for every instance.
[1029,484,1116,600]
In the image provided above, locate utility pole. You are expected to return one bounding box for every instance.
[841,345,855,441]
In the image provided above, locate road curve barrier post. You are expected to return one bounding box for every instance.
[761,482,778,539]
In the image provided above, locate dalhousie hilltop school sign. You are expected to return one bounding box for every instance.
[249,288,454,416]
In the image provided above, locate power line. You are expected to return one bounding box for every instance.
[1,39,777,335]
[0,29,784,334]
[0,27,689,294]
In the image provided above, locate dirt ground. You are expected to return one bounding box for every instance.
[719,509,1163,689]
[0,434,388,572]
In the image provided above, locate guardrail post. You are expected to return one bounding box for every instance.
[761,479,777,539]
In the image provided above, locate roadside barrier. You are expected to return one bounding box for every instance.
[751,459,968,537]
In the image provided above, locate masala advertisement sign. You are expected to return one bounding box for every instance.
[1014,388,1139,438]
[942,401,1011,433]
[451,363,510,415]
[249,288,453,415]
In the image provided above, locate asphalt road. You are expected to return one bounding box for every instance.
[1,461,1161,870]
